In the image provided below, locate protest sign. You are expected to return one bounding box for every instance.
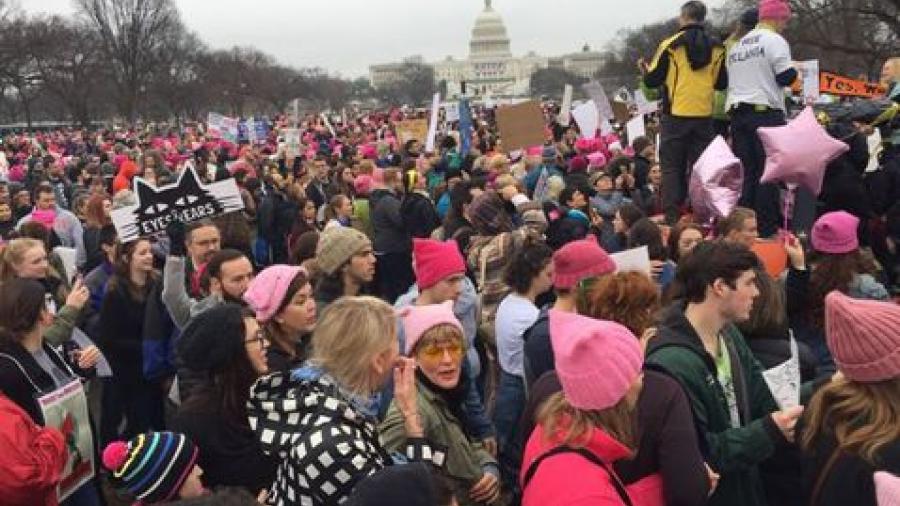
[582,81,614,121]
[558,84,573,126]
[396,119,429,146]
[612,101,632,124]
[819,71,887,98]
[38,380,94,501]
[572,100,599,138]
[634,89,659,115]
[426,92,440,153]
[762,335,801,410]
[459,98,473,155]
[626,115,646,144]
[320,113,336,136]
[283,128,302,158]
[495,100,545,151]
[111,167,244,242]
[610,246,651,276]
[207,112,238,142]
[444,102,460,123]
[795,60,820,103]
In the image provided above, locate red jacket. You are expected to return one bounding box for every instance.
[521,423,660,506]
[0,394,67,506]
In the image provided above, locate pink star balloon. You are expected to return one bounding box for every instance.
[759,106,849,196]
[690,135,744,225]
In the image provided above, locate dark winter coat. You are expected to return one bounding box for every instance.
[370,188,410,254]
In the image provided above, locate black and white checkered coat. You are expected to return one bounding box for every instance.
[248,371,444,505]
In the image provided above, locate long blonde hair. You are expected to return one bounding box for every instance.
[310,296,396,396]
[801,376,900,464]
[537,392,638,453]
[0,238,46,281]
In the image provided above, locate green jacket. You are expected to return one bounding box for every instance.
[645,304,786,506]
[380,380,497,506]
[352,198,374,239]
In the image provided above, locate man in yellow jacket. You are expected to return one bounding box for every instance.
[641,1,727,224]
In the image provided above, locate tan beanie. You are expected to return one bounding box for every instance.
[315,227,372,275]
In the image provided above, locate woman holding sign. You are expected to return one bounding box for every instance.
[0,278,102,505]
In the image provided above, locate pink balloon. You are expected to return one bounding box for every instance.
[759,107,849,196]
[690,136,744,224]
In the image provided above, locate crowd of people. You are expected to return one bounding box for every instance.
[1,0,900,505]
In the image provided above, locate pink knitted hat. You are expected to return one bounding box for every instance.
[354,174,373,196]
[759,0,791,21]
[413,239,465,291]
[875,472,900,506]
[825,291,900,383]
[243,265,305,322]
[812,211,859,254]
[552,236,616,289]
[548,310,642,410]
[398,301,463,356]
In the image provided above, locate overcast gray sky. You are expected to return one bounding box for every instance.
[23,0,725,78]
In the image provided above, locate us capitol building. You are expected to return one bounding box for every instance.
[369,0,604,98]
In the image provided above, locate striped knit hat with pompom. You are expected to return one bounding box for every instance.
[102,431,199,504]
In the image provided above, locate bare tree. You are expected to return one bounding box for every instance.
[75,0,184,121]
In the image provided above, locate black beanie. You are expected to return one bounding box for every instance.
[741,9,759,29]
[176,303,246,372]
[346,463,445,506]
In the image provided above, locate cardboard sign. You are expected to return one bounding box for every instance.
[612,101,632,124]
[38,380,94,501]
[207,112,238,142]
[111,167,244,242]
[495,100,546,152]
[610,246,651,275]
[795,60,820,103]
[819,71,887,98]
[558,84,574,127]
[396,119,429,147]
[444,102,460,123]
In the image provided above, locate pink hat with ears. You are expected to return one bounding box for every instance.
[587,151,607,168]
[360,144,377,160]
[574,137,598,154]
[243,265,306,323]
[398,301,463,356]
[875,472,900,506]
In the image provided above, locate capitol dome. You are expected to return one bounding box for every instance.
[469,0,512,60]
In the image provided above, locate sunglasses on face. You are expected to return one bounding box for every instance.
[416,339,464,364]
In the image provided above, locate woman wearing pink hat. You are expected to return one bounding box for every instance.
[797,211,890,372]
[519,312,646,506]
[800,291,900,506]
[243,265,317,372]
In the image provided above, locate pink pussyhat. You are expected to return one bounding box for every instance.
[759,0,791,21]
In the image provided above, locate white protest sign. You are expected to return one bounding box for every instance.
[583,81,614,122]
[207,112,238,142]
[796,60,820,104]
[634,89,659,115]
[866,129,882,172]
[558,84,574,126]
[111,167,244,242]
[320,113,336,137]
[762,335,801,410]
[444,102,460,123]
[283,128,302,159]
[626,115,647,145]
[610,246,651,276]
[572,100,600,139]
[426,92,441,153]
[600,118,614,136]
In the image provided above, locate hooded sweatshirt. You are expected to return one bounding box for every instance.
[644,303,786,506]
[247,367,444,506]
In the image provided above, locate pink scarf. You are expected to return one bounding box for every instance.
[32,208,56,230]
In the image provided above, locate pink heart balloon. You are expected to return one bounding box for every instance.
[758,107,849,196]
[690,135,743,224]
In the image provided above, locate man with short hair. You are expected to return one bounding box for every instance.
[726,0,797,237]
[642,0,728,224]
[645,240,804,506]
[178,219,221,298]
[162,247,254,329]
[718,206,759,248]
[17,183,86,268]
[314,226,376,312]
[523,236,617,388]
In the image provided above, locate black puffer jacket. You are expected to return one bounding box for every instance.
[370,188,410,253]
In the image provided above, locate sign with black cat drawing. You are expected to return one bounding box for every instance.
[111,167,244,242]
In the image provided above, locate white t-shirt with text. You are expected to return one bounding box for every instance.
[726,28,794,112]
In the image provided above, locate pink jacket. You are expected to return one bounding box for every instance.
[521,423,662,506]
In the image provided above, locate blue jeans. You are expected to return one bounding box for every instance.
[493,370,526,492]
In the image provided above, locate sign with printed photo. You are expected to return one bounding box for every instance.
[111,167,244,242]
[37,380,94,501]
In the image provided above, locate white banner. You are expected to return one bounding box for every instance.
[426,92,441,153]
[558,84,574,127]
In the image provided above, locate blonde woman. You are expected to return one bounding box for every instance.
[800,292,900,506]
[248,296,445,506]
[0,238,89,345]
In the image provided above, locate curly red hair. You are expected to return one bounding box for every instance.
[581,271,660,336]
